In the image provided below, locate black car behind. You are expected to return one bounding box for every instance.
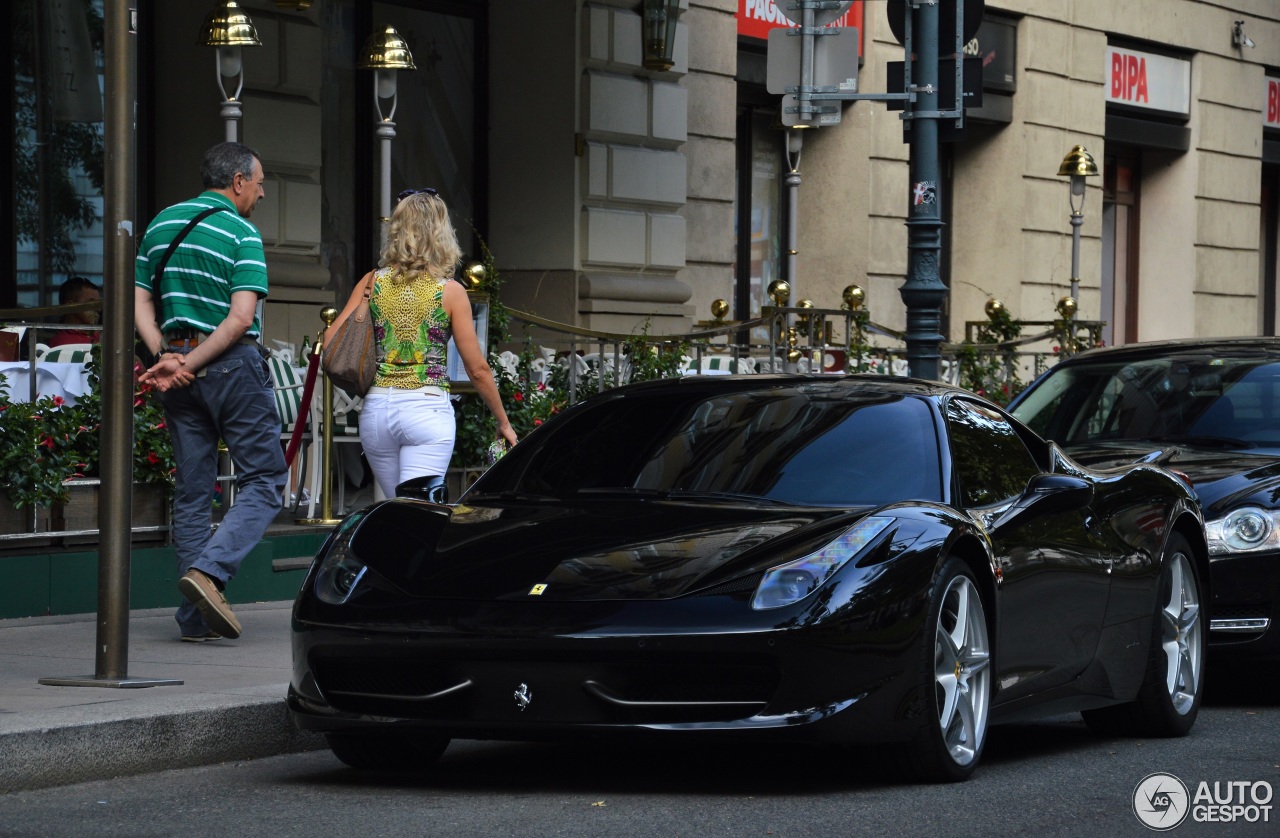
[1010,337,1280,660]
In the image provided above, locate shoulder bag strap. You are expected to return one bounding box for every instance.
[152,206,224,327]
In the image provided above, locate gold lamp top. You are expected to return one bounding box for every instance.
[462,261,486,289]
[199,1,262,48]
[1057,145,1099,179]
[358,26,417,71]
[767,280,791,307]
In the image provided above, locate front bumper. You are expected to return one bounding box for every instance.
[287,598,926,745]
[1207,551,1280,660]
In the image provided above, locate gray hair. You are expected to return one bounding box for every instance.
[200,142,261,189]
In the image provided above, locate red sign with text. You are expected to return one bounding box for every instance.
[738,0,864,44]
[1266,78,1280,130]
[1105,46,1190,117]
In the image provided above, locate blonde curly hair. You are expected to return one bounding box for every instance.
[379,190,462,280]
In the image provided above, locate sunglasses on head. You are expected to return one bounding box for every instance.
[397,187,439,203]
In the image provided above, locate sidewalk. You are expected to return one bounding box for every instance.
[0,600,325,794]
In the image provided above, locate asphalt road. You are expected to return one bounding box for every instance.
[2,664,1276,838]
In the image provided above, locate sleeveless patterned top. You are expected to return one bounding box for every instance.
[368,267,453,391]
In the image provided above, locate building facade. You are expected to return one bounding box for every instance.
[6,0,1280,353]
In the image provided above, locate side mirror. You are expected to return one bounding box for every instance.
[395,474,449,505]
[992,473,1093,529]
[1023,473,1094,513]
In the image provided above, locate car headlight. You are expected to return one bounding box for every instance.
[751,517,894,610]
[1205,506,1280,556]
[314,514,369,605]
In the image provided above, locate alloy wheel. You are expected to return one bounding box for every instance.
[934,574,991,766]
[1161,551,1202,715]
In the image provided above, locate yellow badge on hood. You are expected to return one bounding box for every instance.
[529,584,547,596]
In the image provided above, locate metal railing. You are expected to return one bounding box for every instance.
[487,304,1103,405]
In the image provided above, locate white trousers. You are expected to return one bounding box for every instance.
[358,387,456,498]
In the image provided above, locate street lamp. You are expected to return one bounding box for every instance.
[358,26,416,247]
[642,0,681,71]
[1057,144,1100,302]
[199,1,262,143]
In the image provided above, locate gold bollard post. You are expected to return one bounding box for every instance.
[298,306,343,525]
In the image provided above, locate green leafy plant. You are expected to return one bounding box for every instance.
[957,304,1025,406]
[0,347,174,512]
[131,363,176,487]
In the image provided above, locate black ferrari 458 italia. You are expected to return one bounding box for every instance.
[289,375,1205,782]
[1010,337,1280,662]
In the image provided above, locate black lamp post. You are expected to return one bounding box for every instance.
[898,0,946,381]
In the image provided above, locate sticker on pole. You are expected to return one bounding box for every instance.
[912,181,937,206]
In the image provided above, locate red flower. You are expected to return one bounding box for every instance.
[533,419,543,426]
[51,396,64,407]
[513,391,524,402]
[147,452,161,465]
[40,435,55,450]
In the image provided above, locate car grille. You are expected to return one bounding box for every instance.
[311,654,780,725]
[690,573,762,597]
[1210,604,1270,636]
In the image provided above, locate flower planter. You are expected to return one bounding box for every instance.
[51,480,170,543]
[0,492,51,536]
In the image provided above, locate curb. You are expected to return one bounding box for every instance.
[0,692,326,793]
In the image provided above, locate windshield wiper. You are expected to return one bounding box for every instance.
[1145,434,1254,449]
[575,487,670,498]
[665,490,797,506]
[464,490,560,502]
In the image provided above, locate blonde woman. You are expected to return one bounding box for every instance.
[324,188,516,500]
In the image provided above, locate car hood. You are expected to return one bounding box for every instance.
[1061,441,1280,517]
[346,498,871,601]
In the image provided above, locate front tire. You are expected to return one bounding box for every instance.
[902,556,992,783]
[1082,532,1203,737]
[325,732,450,772]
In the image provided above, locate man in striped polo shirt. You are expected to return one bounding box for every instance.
[134,142,287,643]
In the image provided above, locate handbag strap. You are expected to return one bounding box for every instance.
[354,273,374,320]
[152,206,225,326]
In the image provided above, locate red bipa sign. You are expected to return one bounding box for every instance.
[738,0,864,48]
[1266,77,1280,130]
[1105,45,1190,118]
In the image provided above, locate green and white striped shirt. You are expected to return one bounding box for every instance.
[134,192,268,337]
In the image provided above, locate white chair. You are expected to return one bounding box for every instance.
[268,350,311,508]
[494,350,521,381]
[41,343,94,364]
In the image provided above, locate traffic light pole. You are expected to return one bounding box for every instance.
[900,0,947,381]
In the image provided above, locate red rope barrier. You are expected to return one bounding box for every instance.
[284,351,320,467]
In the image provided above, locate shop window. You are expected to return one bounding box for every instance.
[733,105,784,342]
[8,0,106,309]
[1102,151,1140,346]
[1262,164,1279,336]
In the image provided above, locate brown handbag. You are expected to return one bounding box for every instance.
[322,276,376,397]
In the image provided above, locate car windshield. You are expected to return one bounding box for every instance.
[469,383,944,507]
[1011,353,1280,449]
